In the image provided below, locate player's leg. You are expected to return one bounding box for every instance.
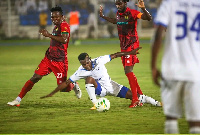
[116,85,143,106]
[138,94,162,106]
[121,46,140,108]
[161,80,183,134]
[85,76,98,109]
[185,81,200,133]
[7,57,50,106]
[124,66,140,107]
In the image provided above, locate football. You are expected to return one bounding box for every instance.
[95,97,110,112]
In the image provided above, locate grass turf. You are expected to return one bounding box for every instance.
[0,38,188,134]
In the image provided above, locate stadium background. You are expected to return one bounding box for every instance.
[0,0,162,39]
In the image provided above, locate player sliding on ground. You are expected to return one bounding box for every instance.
[41,47,162,109]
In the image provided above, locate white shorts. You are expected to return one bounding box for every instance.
[161,79,200,121]
[96,80,122,97]
[70,24,79,33]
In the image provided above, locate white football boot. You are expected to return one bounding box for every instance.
[73,82,82,99]
[7,100,20,107]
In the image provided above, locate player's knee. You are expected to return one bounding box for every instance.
[31,74,42,83]
[85,76,94,84]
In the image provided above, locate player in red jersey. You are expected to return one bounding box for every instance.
[7,6,82,107]
[99,0,152,108]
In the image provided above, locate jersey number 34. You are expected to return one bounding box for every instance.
[176,11,200,41]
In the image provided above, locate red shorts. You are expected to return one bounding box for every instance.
[35,56,68,85]
[121,41,139,67]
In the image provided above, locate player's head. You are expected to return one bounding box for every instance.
[115,0,128,13]
[78,53,92,71]
[50,6,63,25]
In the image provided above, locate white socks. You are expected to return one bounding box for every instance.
[165,120,179,134]
[16,96,22,102]
[139,95,159,106]
[85,84,97,104]
[165,120,200,133]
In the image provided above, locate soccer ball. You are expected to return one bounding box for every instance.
[95,97,110,112]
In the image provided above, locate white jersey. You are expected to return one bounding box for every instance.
[69,55,115,96]
[154,0,200,81]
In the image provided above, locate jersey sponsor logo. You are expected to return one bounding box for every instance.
[117,22,128,25]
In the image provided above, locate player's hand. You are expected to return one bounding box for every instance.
[99,5,104,17]
[39,29,51,37]
[40,94,53,99]
[152,68,161,87]
[135,0,145,9]
[131,47,142,55]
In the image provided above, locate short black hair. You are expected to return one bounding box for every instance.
[50,5,63,15]
[78,53,89,61]
[116,0,129,2]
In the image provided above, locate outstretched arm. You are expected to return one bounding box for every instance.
[40,79,72,99]
[136,0,152,21]
[99,5,117,24]
[110,47,142,60]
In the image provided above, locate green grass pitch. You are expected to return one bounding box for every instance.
[0,38,188,134]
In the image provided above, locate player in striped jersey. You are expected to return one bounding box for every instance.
[7,6,81,107]
[99,0,152,108]
[151,0,200,133]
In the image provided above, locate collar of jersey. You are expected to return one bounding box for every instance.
[91,60,96,70]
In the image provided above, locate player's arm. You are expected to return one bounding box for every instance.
[136,0,152,21]
[99,5,117,24]
[110,47,142,60]
[40,79,72,99]
[39,29,69,44]
[151,25,165,86]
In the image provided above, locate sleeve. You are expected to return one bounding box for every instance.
[97,55,111,65]
[130,9,141,20]
[154,0,171,27]
[69,67,92,82]
[60,22,70,34]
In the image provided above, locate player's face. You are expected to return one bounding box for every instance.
[80,57,92,71]
[115,0,126,13]
[51,11,63,25]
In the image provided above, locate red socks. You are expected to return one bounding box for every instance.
[126,72,138,100]
[134,74,143,95]
[18,80,34,99]
[126,72,143,100]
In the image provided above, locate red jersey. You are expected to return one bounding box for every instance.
[116,7,140,50]
[46,21,70,62]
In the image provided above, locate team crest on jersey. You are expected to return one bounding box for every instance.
[125,16,128,19]
[36,67,39,70]
[55,27,58,31]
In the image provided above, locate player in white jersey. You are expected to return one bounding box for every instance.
[151,0,200,134]
[41,47,162,109]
